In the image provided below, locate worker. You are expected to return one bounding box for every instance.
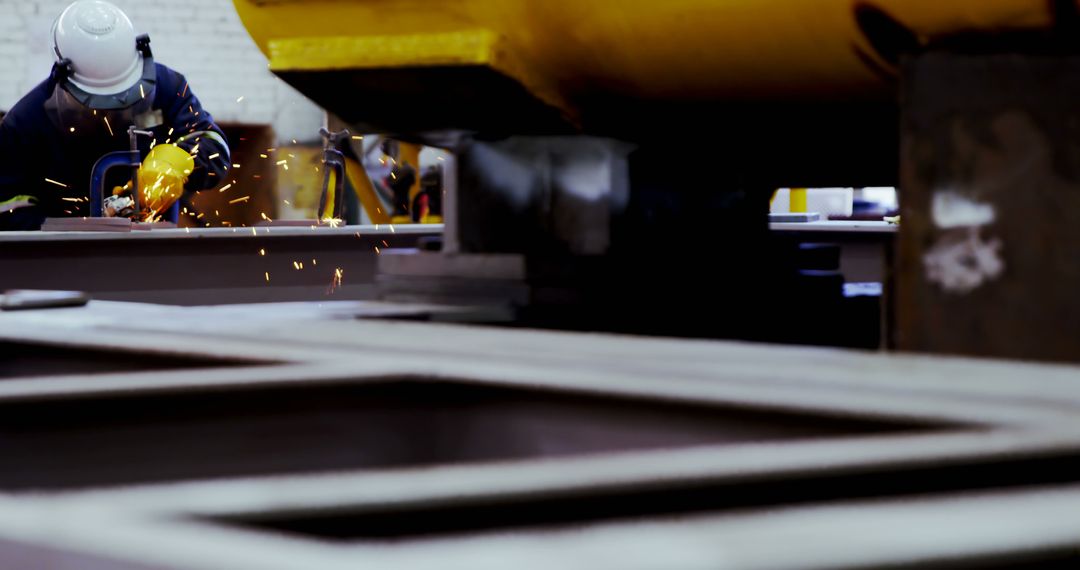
[0,0,230,230]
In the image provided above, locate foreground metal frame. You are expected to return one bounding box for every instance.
[0,302,1079,567]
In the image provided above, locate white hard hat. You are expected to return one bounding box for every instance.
[52,0,142,95]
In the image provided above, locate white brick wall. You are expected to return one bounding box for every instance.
[0,0,324,143]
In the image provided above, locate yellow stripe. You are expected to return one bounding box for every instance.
[268,29,498,72]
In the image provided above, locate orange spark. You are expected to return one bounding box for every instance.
[327,267,344,294]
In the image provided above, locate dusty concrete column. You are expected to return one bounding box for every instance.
[896,53,1080,363]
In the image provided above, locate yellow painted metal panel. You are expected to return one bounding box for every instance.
[267,28,571,120]
[343,157,392,225]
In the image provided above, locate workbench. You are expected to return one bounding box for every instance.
[0,224,442,305]
[770,220,896,283]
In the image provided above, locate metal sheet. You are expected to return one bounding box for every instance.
[0,301,1075,565]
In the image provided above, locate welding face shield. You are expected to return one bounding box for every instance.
[48,57,157,138]
[47,1,158,137]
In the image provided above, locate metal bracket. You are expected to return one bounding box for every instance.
[135,34,153,58]
[317,127,350,220]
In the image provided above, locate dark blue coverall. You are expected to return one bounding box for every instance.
[0,63,230,230]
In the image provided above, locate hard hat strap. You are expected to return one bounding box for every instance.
[135,34,152,58]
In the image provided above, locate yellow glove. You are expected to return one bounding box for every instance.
[138,144,194,215]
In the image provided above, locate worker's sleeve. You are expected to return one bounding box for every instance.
[0,116,47,231]
[160,70,231,192]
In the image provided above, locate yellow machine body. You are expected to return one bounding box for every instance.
[233,0,1069,185]
[234,0,1059,118]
